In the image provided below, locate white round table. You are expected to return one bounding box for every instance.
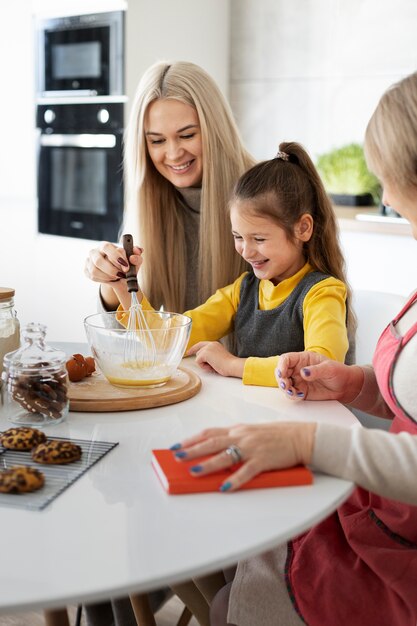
[0,343,357,617]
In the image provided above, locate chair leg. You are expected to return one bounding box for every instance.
[43,608,71,626]
[75,605,83,626]
[194,571,226,604]
[170,581,210,626]
[129,593,157,626]
[176,605,193,626]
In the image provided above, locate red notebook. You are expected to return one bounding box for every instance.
[151,449,313,494]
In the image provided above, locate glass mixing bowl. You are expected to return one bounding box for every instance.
[84,310,192,389]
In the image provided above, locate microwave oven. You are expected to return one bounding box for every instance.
[36,11,124,98]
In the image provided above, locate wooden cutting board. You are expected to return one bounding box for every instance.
[68,366,201,412]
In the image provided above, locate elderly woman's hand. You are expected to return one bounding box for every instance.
[171,422,316,492]
[276,351,364,404]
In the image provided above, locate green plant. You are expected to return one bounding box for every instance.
[316,143,381,204]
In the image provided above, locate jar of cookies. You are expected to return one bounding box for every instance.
[0,287,20,376]
[2,323,69,426]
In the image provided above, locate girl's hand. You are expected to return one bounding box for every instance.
[84,241,143,284]
[186,341,246,378]
[171,422,316,492]
[276,351,364,404]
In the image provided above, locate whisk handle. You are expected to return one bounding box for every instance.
[122,234,139,293]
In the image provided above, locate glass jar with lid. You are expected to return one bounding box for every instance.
[0,287,20,376]
[2,323,69,426]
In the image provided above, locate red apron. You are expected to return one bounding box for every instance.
[287,293,417,626]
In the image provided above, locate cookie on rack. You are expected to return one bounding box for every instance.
[0,465,45,493]
[0,427,47,451]
[31,440,82,465]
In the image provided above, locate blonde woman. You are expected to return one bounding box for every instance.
[84,60,254,626]
[85,60,255,313]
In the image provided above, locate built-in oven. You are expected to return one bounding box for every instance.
[36,11,124,97]
[37,102,124,241]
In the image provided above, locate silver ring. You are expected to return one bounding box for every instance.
[225,444,243,465]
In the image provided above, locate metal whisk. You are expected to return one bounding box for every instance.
[122,234,156,368]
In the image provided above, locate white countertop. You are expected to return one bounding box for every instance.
[0,346,357,614]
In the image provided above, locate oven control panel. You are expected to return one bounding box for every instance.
[36,102,123,132]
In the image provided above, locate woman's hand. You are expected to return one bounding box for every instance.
[276,351,364,404]
[84,241,143,284]
[186,341,246,378]
[171,422,316,492]
[84,241,144,310]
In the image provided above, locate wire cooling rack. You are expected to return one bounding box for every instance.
[0,436,118,511]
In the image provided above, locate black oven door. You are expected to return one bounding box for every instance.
[38,133,123,241]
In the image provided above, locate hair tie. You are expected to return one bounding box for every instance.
[276,150,289,161]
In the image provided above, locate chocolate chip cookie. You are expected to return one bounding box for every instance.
[0,465,45,493]
[0,427,47,451]
[31,440,82,465]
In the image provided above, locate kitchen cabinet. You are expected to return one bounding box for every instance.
[334,205,412,237]
[339,233,417,300]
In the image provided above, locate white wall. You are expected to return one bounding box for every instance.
[0,0,230,342]
[125,0,231,112]
[0,2,37,203]
[230,0,417,161]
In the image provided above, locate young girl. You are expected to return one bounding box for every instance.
[117,141,355,387]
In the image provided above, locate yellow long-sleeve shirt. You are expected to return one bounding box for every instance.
[138,262,349,387]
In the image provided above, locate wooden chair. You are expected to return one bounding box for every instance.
[43,593,194,626]
[130,593,193,626]
[43,609,70,626]
[129,575,222,626]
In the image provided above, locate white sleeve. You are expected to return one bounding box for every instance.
[312,422,417,506]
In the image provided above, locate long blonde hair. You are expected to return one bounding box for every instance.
[365,71,417,193]
[230,141,356,337]
[123,60,255,311]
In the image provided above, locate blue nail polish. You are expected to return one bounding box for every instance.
[175,451,187,459]
[286,389,293,396]
[297,391,304,398]
[303,368,311,377]
[276,369,282,378]
[220,481,232,492]
[170,443,182,451]
[280,381,286,389]
[190,465,203,473]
